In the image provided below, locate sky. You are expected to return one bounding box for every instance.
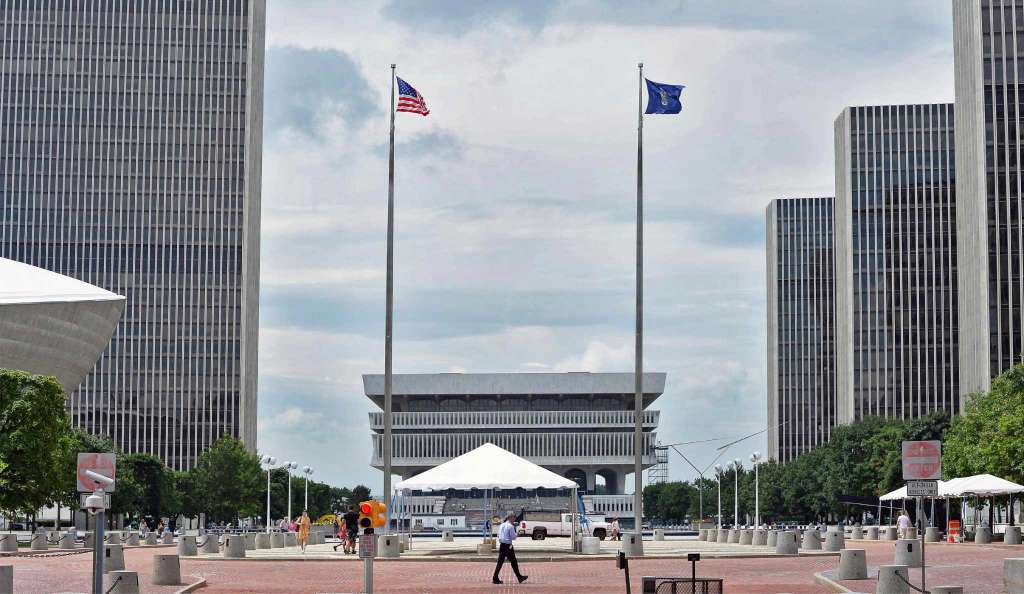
[255,0,955,494]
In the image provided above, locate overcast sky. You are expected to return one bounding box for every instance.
[255,0,955,494]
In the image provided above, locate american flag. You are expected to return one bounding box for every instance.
[396,77,429,116]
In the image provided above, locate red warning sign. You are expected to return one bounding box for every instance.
[76,453,117,492]
[902,440,941,480]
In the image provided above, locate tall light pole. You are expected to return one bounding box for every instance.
[714,464,722,530]
[261,455,276,533]
[732,459,741,528]
[303,466,314,511]
[284,461,298,525]
[750,452,761,528]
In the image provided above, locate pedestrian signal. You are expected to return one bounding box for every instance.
[358,500,388,532]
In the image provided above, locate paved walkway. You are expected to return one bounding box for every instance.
[1,536,1018,592]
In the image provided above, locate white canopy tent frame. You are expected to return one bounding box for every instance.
[393,443,585,551]
[877,474,1024,533]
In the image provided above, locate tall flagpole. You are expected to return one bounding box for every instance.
[633,61,645,553]
[384,64,396,511]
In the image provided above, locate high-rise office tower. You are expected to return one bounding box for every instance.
[954,0,1024,396]
[0,0,265,469]
[834,104,959,423]
[766,197,837,462]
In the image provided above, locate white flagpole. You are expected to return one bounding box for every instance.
[633,61,645,553]
[384,64,396,512]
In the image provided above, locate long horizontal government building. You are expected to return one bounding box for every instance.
[364,372,664,495]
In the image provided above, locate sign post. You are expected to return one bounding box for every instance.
[902,440,941,594]
[359,532,376,593]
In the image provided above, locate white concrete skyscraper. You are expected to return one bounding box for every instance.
[954,0,1024,397]
[0,0,265,469]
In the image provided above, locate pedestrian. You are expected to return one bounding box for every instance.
[898,509,912,539]
[332,515,345,552]
[342,505,360,554]
[297,510,311,553]
[610,517,621,541]
[492,512,527,585]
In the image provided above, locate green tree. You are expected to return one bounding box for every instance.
[110,454,177,526]
[57,428,114,526]
[0,370,71,524]
[349,485,371,507]
[945,364,1024,483]
[191,436,262,523]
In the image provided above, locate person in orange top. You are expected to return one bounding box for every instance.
[297,510,312,553]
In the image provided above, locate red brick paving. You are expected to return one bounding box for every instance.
[2,539,1018,593]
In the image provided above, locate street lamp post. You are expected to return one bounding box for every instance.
[714,464,722,530]
[284,461,298,524]
[732,459,741,528]
[750,452,761,528]
[261,455,276,533]
[303,466,313,511]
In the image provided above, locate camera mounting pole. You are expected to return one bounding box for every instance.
[84,469,114,594]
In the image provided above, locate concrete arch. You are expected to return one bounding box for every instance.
[564,468,587,491]
[596,469,619,494]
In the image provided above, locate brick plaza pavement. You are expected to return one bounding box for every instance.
[2,537,1020,592]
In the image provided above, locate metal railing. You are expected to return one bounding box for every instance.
[369,410,659,430]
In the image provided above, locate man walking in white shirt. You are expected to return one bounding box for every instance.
[492,512,528,585]
[898,509,912,539]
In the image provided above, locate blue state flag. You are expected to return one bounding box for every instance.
[645,79,685,114]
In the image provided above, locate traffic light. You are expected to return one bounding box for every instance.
[358,500,388,533]
[358,501,374,533]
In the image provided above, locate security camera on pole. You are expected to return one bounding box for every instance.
[303,466,313,510]
[77,453,116,594]
[260,455,276,532]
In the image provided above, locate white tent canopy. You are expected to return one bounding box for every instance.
[394,443,579,491]
[878,474,1024,500]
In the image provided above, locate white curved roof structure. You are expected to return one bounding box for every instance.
[395,443,579,491]
[0,258,125,392]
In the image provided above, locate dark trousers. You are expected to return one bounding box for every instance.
[493,542,523,580]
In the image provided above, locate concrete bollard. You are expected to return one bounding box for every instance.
[106,570,140,594]
[151,554,181,586]
[581,536,601,555]
[199,535,220,554]
[654,529,665,541]
[930,587,963,594]
[177,535,197,557]
[378,534,400,558]
[975,527,992,544]
[476,543,491,555]
[925,527,942,542]
[753,529,767,546]
[767,530,778,548]
[285,532,297,547]
[0,534,17,552]
[698,529,707,541]
[621,533,643,557]
[867,526,879,540]
[59,532,76,549]
[0,566,11,594]
[104,544,125,573]
[825,530,845,551]
[244,533,256,550]
[894,539,922,568]
[849,526,862,539]
[398,534,410,552]
[837,549,867,579]
[104,531,121,545]
[270,532,284,548]
[705,529,716,542]
[1007,558,1024,594]
[222,534,246,558]
[256,533,271,549]
[161,532,173,545]
[1006,527,1023,545]
[801,530,822,551]
[739,529,753,545]
[884,526,898,540]
[85,532,96,549]
[775,531,798,554]
[716,528,729,543]
[442,531,454,542]
[876,565,911,594]
[905,527,918,539]
[728,529,740,544]
[123,532,139,546]
[30,532,48,551]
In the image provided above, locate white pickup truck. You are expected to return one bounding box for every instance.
[517,512,610,540]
